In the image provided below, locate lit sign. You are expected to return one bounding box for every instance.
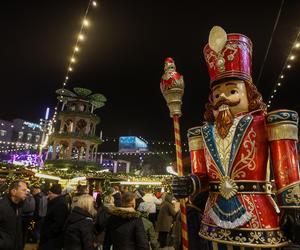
[9,153,43,166]
[119,136,148,152]
[23,121,42,130]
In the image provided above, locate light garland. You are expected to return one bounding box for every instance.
[98,151,178,156]
[102,137,188,147]
[47,0,98,139]
[267,31,300,109]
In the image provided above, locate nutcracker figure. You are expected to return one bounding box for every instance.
[172,26,300,249]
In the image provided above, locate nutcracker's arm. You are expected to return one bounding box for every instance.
[187,126,209,192]
[267,110,300,244]
[172,126,208,199]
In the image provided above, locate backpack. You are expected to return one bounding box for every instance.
[39,194,48,217]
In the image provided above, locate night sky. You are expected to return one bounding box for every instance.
[1,0,300,142]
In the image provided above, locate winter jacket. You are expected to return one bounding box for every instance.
[112,192,122,207]
[142,193,161,214]
[156,194,176,232]
[140,213,159,250]
[39,195,69,250]
[103,207,149,250]
[63,206,96,250]
[0,195,23,250]
[95,205,112,233]
[174,192,209,250]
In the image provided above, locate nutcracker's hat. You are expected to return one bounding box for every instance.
[203,26,253,87]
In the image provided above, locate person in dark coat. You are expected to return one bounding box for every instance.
[64,194,97,250]
[103,192,149,250]
[0,180,27,250]
[94,194,115,249]
[156,193,177,248]
[39,183,69,250]
[32,186,47,242]
[174,191,209,250]
[112,186,122,207]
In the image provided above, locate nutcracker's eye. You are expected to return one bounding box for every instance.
[215,94,220,99]
[230,89,237,95]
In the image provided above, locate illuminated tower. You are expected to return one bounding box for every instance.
[48,87,106,163]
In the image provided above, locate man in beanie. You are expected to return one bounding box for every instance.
[39,183,68,250]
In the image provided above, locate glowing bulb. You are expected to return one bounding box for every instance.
[68,67,73,71]
[295,43,300,48]
[63,82,66,86]
[280,75,284,79]
[290,55,295,60]
[74,46,79,52]
[83,19,89,27]
[271,95,274,98]
[78,34,84,41]
[71,57,76,63]
[92,1,97,7]
[287,65,291,68]
[277,82,281,86]
[267,104,270,108]
[274,89,277,93]
[65,76,69,80]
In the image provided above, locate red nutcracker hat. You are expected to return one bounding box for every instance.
[203,26,253,87]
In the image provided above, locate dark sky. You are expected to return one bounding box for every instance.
[1,0,300,142]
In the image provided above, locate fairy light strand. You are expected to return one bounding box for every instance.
[267,30,300,109]
[45,0,98,149]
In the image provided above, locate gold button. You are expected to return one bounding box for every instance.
[253,185,257,190]
[240,185,244,190]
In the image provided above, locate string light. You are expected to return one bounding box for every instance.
[78,34,85,41]
[83,19,89,27]
[48,0,97,129]
[267,30,300,109]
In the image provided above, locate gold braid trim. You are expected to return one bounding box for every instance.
[188,135,204,151]
[267,123,298,141]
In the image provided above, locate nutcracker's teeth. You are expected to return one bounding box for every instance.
[219,104,229,111]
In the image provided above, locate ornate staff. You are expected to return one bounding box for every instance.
[160,57,188,250]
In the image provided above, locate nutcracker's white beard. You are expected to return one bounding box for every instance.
[214,99,240,139]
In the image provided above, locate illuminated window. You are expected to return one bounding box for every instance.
[18,131,24,139]
[27,133,32,141]
[0,130,7,137]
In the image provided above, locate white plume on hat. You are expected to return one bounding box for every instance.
[208,26,227,53]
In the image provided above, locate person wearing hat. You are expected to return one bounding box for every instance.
[172,26,300,249]
[39,183,69,250]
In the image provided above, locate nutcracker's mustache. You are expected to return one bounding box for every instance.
[213,98,240,110]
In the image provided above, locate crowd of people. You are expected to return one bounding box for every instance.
[0,179,209,250]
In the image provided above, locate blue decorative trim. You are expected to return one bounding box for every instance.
[277,182,300,207]
[202,124,225,175]
[228,115,253,175]
[212,195,247,223]
[266,110,298,125]
[187,126,202,138]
